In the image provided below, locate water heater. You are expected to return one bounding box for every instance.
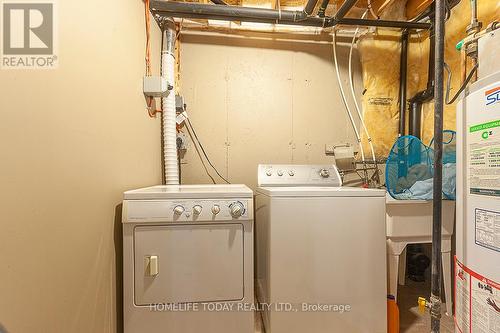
[455,30,500,333]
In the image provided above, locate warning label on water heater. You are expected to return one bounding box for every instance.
[455,258,500,333]
[468,120,500,197]
[475,209,500,252]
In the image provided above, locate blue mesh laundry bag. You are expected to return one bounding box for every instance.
[385,135,434,199]
[429,130,457,200]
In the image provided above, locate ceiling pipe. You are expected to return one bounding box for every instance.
[337,17,429,29]
[303,0,320,17]
[210,0,228,5]
[317,0,330,18]
[333,0,358,21]
[150,1,431,29]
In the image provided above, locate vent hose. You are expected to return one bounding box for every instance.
[161,19,179,185]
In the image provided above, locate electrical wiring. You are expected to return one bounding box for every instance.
[332,30,368,182]
[348,9,377,166]
[186,118,231,184]
[185,124,217,184]
[444,62,478,105]
[145,0,152,76]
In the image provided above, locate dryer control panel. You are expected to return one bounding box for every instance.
[124,198,252,223]
[258,164,342,187]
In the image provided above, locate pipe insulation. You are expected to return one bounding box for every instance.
[161,19,179,185]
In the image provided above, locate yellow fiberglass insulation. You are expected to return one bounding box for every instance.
[357,0,499,158]
[420,0,499,144]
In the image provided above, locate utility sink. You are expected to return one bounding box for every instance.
[386,194,455,239]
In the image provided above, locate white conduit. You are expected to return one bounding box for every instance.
[332,30,366,163]
[161,20,179,185]
[348,10,377,164]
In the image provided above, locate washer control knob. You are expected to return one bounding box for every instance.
[319,168,330,178]
[277,170,284,176]
[230,201,245,218]
[193,205,202,215]
[173,205,185,215]
[288,170,295,176]
[211,204,221,215]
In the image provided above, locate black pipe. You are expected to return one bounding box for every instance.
[210,0,228,5]
[318,0,330,18]
[151,1,328,26]
[334,0,358,20]
[408,27,435,138]
[431,0,445,330]
[398,29,409,136]
[304,0,320,16]
[150,1,432,29]
[336,18,431,29]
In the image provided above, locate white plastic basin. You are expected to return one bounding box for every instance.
[386,195,455,239]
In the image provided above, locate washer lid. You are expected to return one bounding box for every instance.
[124,184,253,200]
[256,186,386,197]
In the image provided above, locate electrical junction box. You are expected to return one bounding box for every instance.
[143,76,171,97]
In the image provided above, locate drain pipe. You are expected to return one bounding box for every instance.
[430,0,445,330]
[161,18,179,185]
[398,29,409,136]
[408,27,435,139]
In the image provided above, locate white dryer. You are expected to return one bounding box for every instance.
[122,184,254,333]
[255,165,387,333]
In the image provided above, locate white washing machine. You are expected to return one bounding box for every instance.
[255,165,387,333]
[122,184,254,333]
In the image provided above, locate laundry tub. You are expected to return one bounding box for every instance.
[386,195,456,315]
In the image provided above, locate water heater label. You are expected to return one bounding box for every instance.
[468,119,500,197]
[475,209,500,252]
[455,258,500,333]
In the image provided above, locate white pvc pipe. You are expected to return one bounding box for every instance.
[348,10,377,164]
[332,30,366,163]
[161,20,179,185]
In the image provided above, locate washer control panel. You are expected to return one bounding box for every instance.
[125,199,251,222]
[258,164,342,187]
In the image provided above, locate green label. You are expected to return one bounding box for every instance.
[470,120,500,133]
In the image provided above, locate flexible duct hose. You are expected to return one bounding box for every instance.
[161,20,179,185]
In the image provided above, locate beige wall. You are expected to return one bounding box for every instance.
[0,1,162,332]
[0,6,363,333]
[179,32,364,189]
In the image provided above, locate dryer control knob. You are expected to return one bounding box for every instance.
[319,169,330,178]
[211,204,221,215]
[193,205,202,215]
[230,202,245,218]
[173,205,185,215]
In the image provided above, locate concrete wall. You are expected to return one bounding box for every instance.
[179,32,364,189]
[0,1,162,332]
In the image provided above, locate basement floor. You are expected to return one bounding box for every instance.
[254,279,455,333]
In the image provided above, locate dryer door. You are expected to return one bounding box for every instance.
[134,224,244,305]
